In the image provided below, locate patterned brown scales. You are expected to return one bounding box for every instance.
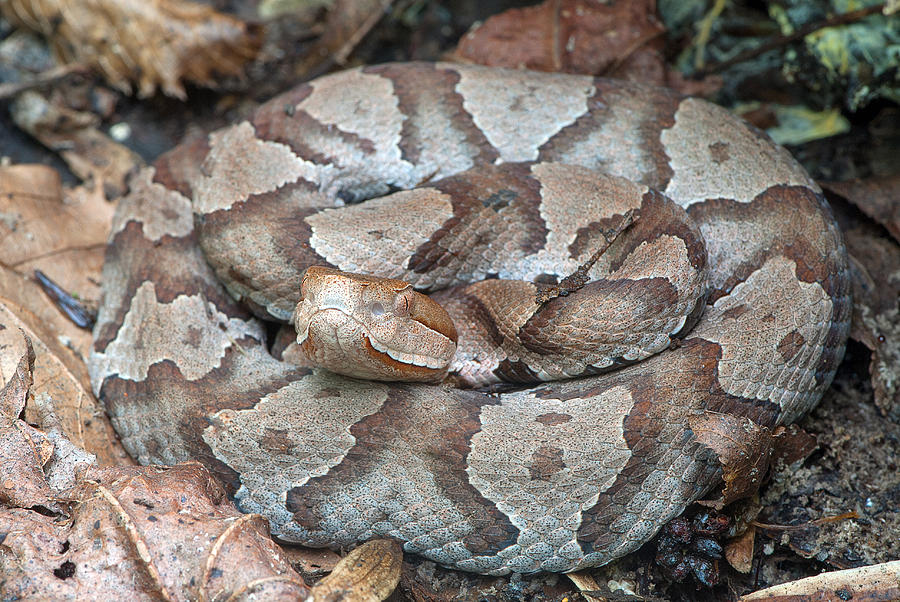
[90,63,851,575]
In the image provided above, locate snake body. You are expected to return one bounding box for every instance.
[90,62,851,575]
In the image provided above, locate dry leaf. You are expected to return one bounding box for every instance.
[9,94,143,198]
[824,176,900,245]
[724,527,756,574]
[0,337,62,511]
[771,425,818,470]
[294,0,395,80]
[453,0,666,83]
[0,0,262,99]
[741,559,900,601]
[0,462,310,600]
[310,539,402,601]
[0,275,128,466]
[843,226,900,415]
[0,164,125,463]
[690,412,774,507]
[0,164,114,298]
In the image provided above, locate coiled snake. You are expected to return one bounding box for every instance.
[90,63,851,575]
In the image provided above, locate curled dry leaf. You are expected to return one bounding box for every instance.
[0,336,61,511]
[9,94,143,198]
[0,164,126,464]
[842,225,900,415]
[453,0,666,83]
[771,424,818,470]
[690,412,774,508]
[741,559,900,601]
[0,462,310,601]
[0,0,262,99]
[294,0,395,80]
[724,527,756,574]
[310,539,402,601]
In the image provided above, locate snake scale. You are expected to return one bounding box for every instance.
[90,62,851,575]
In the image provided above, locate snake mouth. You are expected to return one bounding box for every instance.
[363,332,449,370]
[362,335,446,379]
[298,305,450,371]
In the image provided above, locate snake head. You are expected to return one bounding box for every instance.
[292,266,457,382]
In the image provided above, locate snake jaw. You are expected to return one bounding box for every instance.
[292,266,457,382]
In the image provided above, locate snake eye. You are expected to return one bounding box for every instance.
[394,293,411,316]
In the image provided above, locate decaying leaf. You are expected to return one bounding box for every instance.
[839,217,900,415]
[0,0,262,99]
[310,539,402,601]
[690,412,774,507]
[9,93,143,198]
[0,337,65,512]
[0,462,311,601]
[741,559,900,601]
[453,0,666,83]
[824,175,900,247]
[724,527,756,574]
[771,424,818,470]
[294,0,395,80]
[0,164,114,299]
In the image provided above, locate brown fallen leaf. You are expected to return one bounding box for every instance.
[294,0,395,80]
[0,163,125,464]
[0,336,61,511]
[310,539,402,601]
[771,424,818,470]
[690,412,774,507]
[453,0,667,83]
[0,164,114,300]
[843,226,900,415]
[0,462,311,601]
[823,174,900,247]
[0,0,262,99]
[724,527,756,574]
[741,559,900,601]
[9,94,143,198]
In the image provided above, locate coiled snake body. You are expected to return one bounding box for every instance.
[90,63,851,575]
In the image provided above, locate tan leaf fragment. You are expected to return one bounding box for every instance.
[840,222,900,415]
[0,462,310,601]
[294,0,395,80]
[0,0,262,99]
[741,559,900,601]
[824,176,900,245]
[452,0,667,83]
[0,164,114,301]
[771,424,818,470]
[0,336,62,511]
[724,527,756,574]
[0,272,127,466]
[310,539,402,601]
[690,412,774,507]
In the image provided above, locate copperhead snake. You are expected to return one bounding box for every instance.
[89,62,851,575]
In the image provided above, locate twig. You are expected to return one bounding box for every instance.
[0,63,88,100]
[751,511,859,532]
[693,3,886,78]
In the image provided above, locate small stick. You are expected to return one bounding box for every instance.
[0,64,88,100]
[535,208,637,304]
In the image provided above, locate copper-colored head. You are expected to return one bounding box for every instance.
[291,266,457,382]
